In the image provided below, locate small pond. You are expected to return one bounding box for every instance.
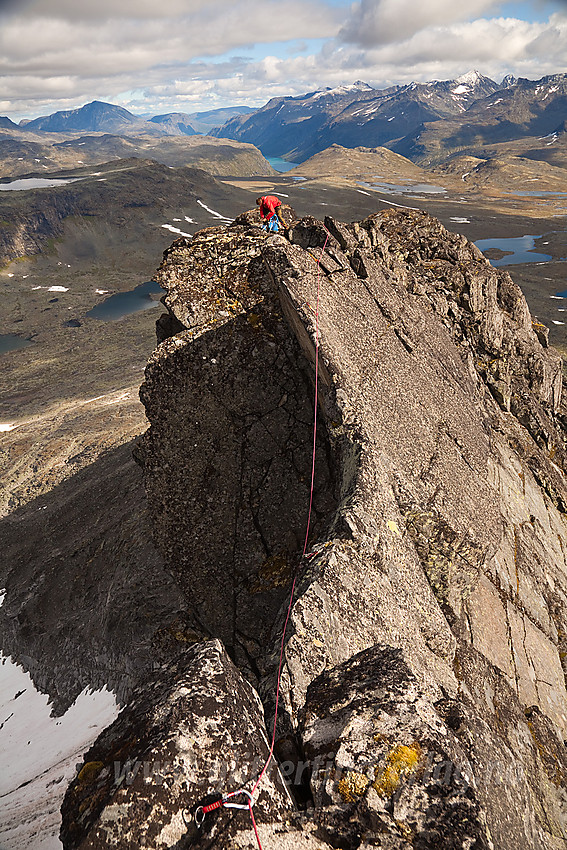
[504,191,567,197]
[474,235,552,267]
[267,157,300,173]
[0,334,34,354]
[0,177,80,191]
[358,180,447,196]
[87,280,162,321]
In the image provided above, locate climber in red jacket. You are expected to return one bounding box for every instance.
[256,195,286,233]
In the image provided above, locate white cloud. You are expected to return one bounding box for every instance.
[0,0,565,120]
[0,0,342,118]
[339,0,498,46]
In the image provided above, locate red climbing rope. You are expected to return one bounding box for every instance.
[195,228,330,849]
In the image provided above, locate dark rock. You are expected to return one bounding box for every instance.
[155,311,184,344]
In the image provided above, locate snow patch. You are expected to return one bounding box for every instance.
[309,81,373,101]
[450,217,470,223]
[102,392,130,405]
[0,424,16,432]
[197,200,232,221]
[552,320,565,325]
[184,216,195,224]
[95,289,109,295]
[161,224,192,237]
[0,655,118,850]
[0,588,5,606]
[380,198,419,210]
[452,85,469,95]
[47,286,69,292]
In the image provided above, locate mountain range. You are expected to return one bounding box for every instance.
[2,70,566,172]
[212,71,567,165]
[19,101,252,137]
[149,106,254,135]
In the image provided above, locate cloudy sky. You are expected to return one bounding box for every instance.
[1,0,566,121]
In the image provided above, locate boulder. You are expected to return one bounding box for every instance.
[61,640,293,849]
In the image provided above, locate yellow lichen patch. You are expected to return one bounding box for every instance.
[78,761,105,783]
[372,743,422,797]
[338,770,370,803]
[247,312,262,328]
[387,520,401,537]
[168,626,203,644]
[249,553,292,592]
[396,819,415,841]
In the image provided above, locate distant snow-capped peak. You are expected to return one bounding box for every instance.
[309,81,374,101]
[456,70,487,86]
[450,70,498,98]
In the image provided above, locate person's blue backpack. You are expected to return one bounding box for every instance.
[266,214,279,233]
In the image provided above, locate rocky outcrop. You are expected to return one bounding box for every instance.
[0,160,250,266]
[60,639,294,849]
[62,208,567,848]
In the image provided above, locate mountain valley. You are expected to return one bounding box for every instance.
[0,130,274,180]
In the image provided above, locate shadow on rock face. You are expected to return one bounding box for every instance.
[136,285,340,672]
[0,440,188,715]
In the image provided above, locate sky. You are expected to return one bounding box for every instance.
[0,0,566,121]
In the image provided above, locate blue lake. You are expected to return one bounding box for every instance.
[87,281,162,321]
[267,157,299,173]
[474,235,552,267]
[0,334,34,354]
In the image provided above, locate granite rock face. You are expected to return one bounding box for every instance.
[62,209,567,848]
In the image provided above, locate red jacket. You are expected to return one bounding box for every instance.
[259,195,281,219]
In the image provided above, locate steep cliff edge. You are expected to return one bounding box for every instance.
[62,208,567,849]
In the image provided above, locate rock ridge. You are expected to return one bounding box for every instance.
[62,206,567,848]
